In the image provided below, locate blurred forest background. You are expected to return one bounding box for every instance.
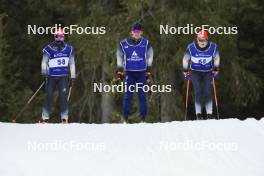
[0,0,263,123]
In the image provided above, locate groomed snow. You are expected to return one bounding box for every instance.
[0,118,264,176]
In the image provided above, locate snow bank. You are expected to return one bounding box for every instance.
[0,118,264,176]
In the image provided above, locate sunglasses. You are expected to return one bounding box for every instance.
[132,29,143,34]
[55,35,65,38]
[197,39,207,42]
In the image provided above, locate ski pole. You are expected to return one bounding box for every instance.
[184,80,190,121]
[212,78,220,119]
[12,81,45,123]
[67,86,72,102]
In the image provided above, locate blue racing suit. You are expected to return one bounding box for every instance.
[183,41,220,115]
[41,42,76,120]
[117,37,153,119]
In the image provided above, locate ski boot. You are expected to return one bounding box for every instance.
[207,114,213,119]
[39,119,49,123]
[140,116,146,123]
[61,118,69,124]
[122,116,128,124]
[196,113,203,120]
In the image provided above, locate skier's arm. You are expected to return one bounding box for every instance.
[213,50,220,70]
[116,44,124,69]
[41,52,49,76]
[146,43,153,68]
[182,49,191,72]
[69,52,76,79]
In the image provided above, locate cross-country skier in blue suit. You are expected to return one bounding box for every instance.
[41,29,76,123]
[116,22,154,123]
[182,30,220,120]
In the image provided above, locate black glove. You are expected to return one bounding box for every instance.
[145,67,152,84]
[42,75,48,83]
[116,68,124,80]
[69,78,75,87]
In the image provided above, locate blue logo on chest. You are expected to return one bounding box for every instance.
[53,53,68,58]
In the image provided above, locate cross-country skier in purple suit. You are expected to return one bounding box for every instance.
[41,29,76,123]
[116,22,154,123]
[183,30,220,120]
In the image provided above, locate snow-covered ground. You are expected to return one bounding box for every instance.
[0,118,264,176]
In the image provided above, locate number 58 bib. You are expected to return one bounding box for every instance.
[43,44,72,76]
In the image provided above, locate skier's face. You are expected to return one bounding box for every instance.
[131,30,143,40]
[197,38,208,48]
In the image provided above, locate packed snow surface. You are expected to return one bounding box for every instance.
[0,118,264,176]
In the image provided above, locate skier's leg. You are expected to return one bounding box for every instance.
[136,72,147,121]
[123,72,135,120]
[204,72,213,117]
[42,76,56,120]
[191,71,202,117]
[58,76,69,122]
[200,73,206,116]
